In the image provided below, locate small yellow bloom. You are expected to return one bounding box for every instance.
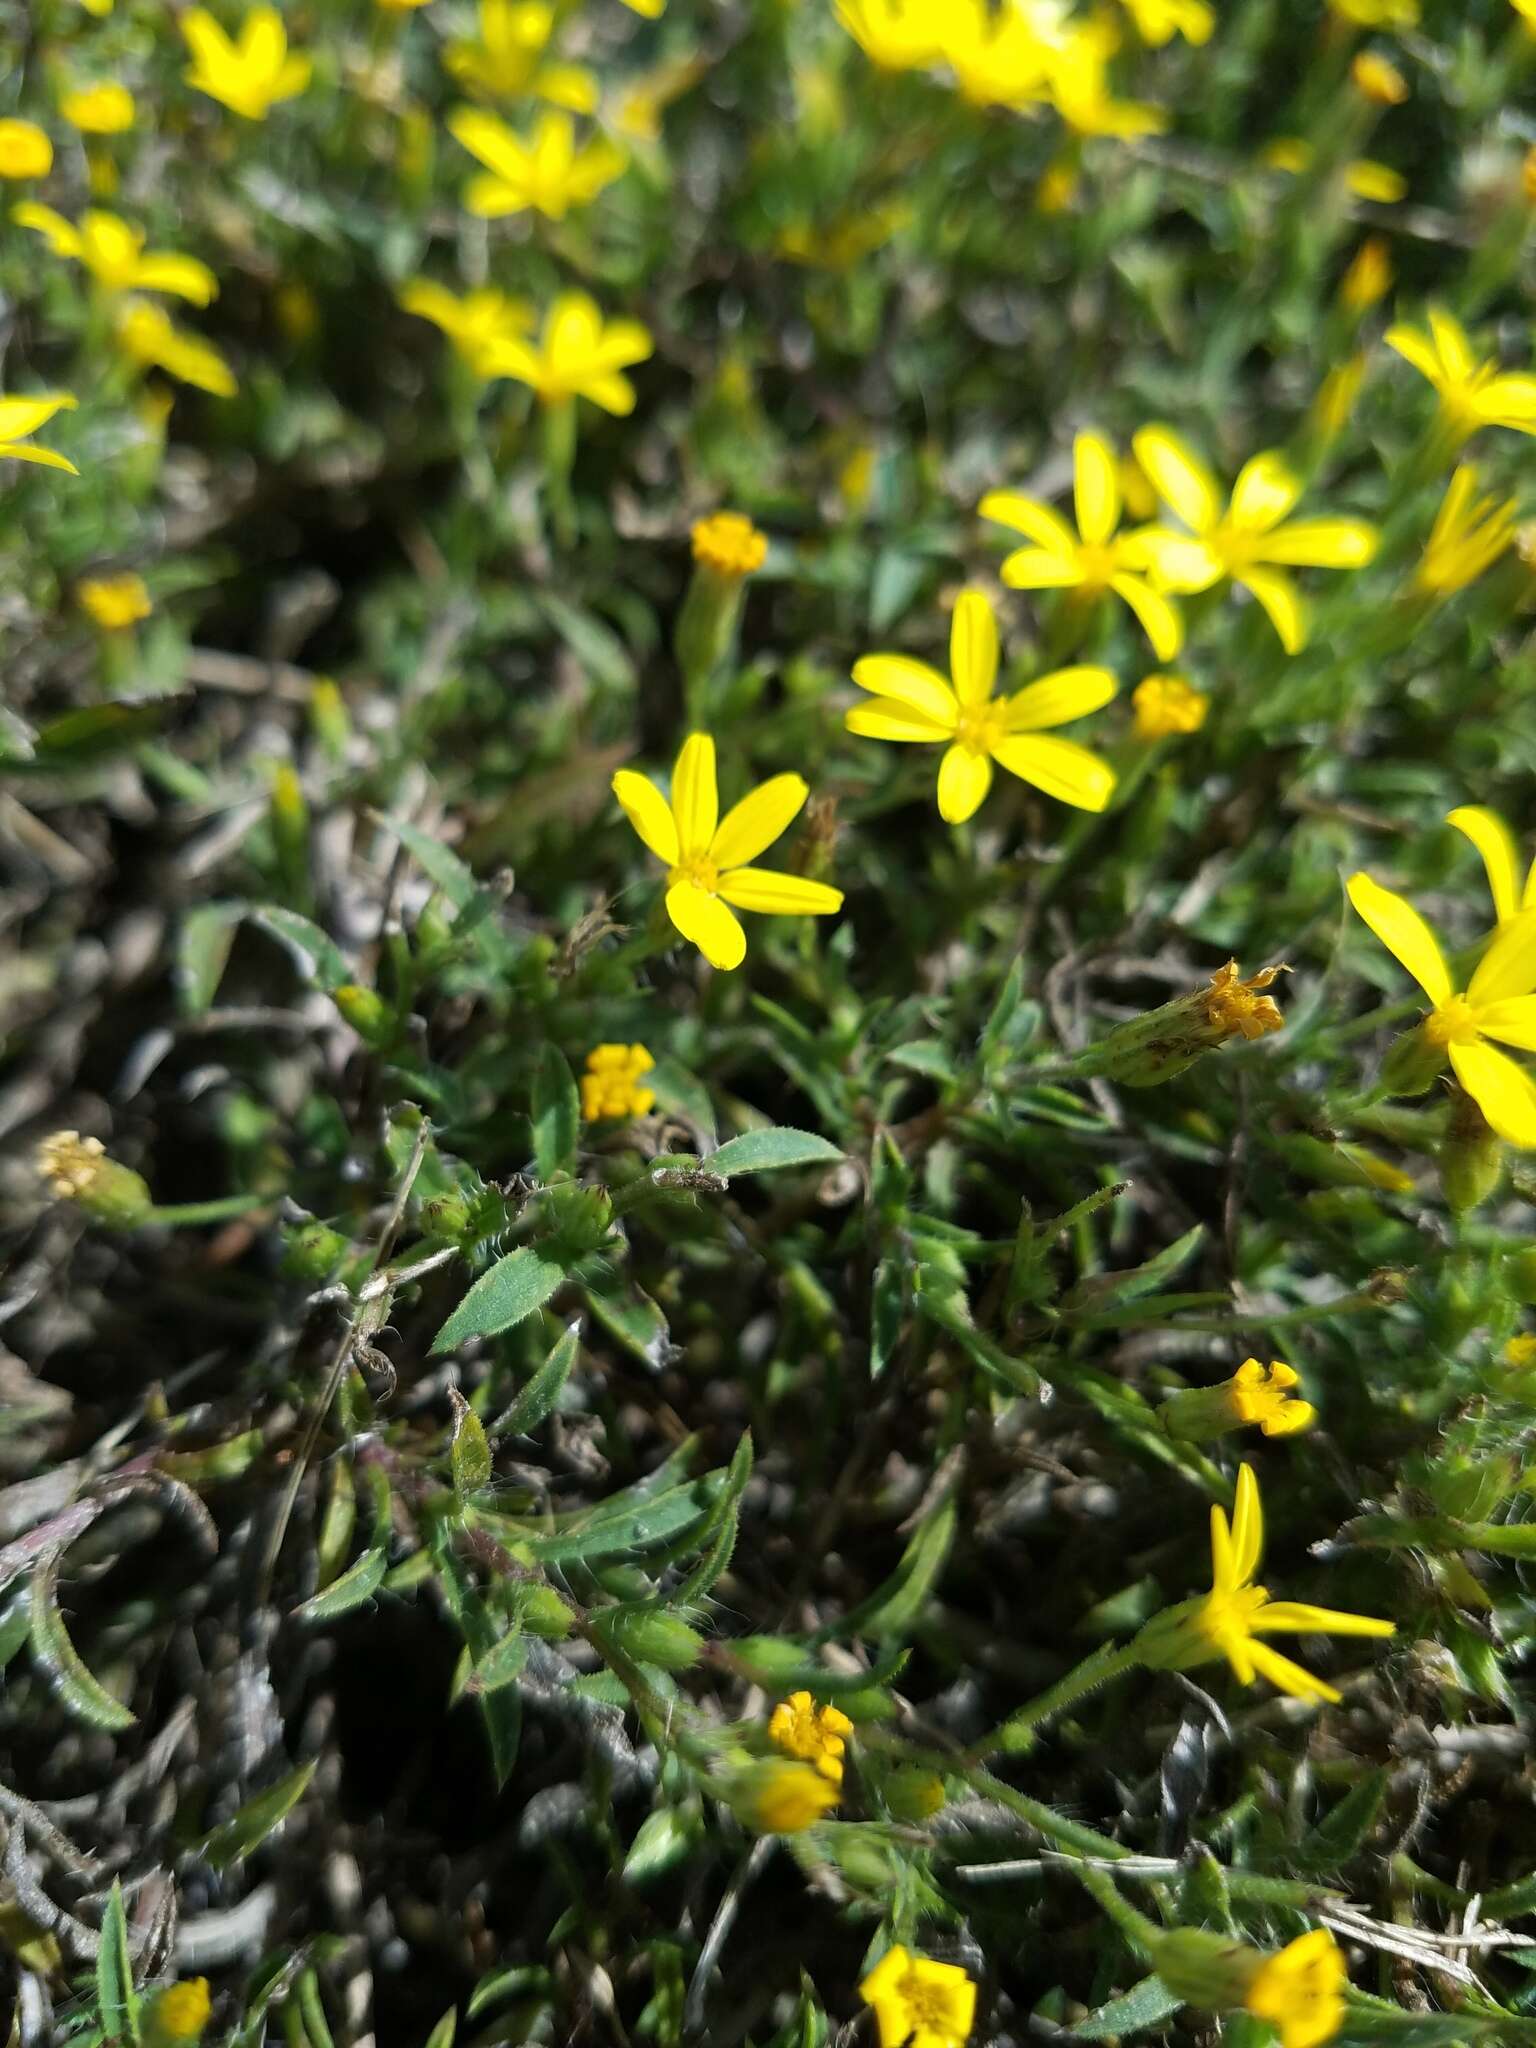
[1127,429,1378,653]
[1348,871,1536,1145]
[850,591,1116,823]
[146,1978,212,2045]
[982,431,1184,661]
[1505,1334,1536,1367]
[859,1946,976,2048]
[60,83,136,133]
[767,1691,853,1784]
[1203,960,1284,1040]
[1263,137,1406,202]
[1137,1463,1394,1702]
[1446,805,1536,929]
[1047,23,1166,137]
[116,301,237,396]
[1132,673,1208,740]
[1329,0,1417,22]
[448,107,624,221]
[581,1044,656,1121]
[36,1130,107,1199]
[940,0,1056,111]
[182,6,311,120]
[486,293,653,415]
[1351,50,1407,102]
[0,392,79,474]
[0,121,53,179]
[613,736,842,972]
[445,0,598,110]
[1338,235,1393,312]
[1416,468,1518,598]
[691,511,767,580]
[834,0,944,71]
[1386,307,1536,443]
[1310,354,1367,444]
[13,205,216,303]
[399,279,534,379]
[79,573,152,630]
[1118,0,1213,43]
[1245,1931,1347,2048]
[1161,1360,1317,1442]
[733,1759,840,1833]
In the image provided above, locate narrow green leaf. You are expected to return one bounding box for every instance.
[432,1246,565,1353]
[30,1568,136,1732]
[249,905,349,993]
[708,1128,844,1178]
[528,1471,724,1566]
[198,1760,319,1869]
[449,1388,493,1498]
[531,1044,580,1181]
[380,815,481,909]
[816,1494,956,1644]
[422,2009,457,2048]
[623,1807,700,1885]
[176,902,241,1013]
[466,1629,529,1695]
[1071,1974,1183,2037]
[293,1546,388,1623]
[1296,1768,1389,1873]
[96,1881,139,2046]
[493,1321,581,1438]
[1058,1223,1206,1317]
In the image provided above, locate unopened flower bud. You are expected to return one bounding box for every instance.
[1440,1086,1503,1212]
[1159,1359,1316,1443]
[675,512,766,698]
[725,1758,839,1834]
[597,1607,704,1671]
[520,1585,576,1639]
[883,1765,946,1822]
[1150,1928,1263,2010]
[279,1220,351,1283]
[1380,1021,1447,1097]
[35,1131,152,1228]
[333,984,392,1046]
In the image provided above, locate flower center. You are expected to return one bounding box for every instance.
[668,852,720,892]
[1195,1582,1269,1653]
[1076,542,1117,587]
[901,1974,959,2034]
[954,704,1004,756]
[1425,994,1481,1047]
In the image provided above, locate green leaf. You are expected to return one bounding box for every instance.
[197,1760,318,1870]
[1071,1974,1183,2038]
[708,1128,844,1178]
[1058,1223,1206,1318]
[32,700,174,761]
[422,2010,457,2048]
[176,902,241,1013]
[623,1807,700,1885]
[248,905,350,993]
[817,1494,955,1643]
[30,1568,136,1731]
[380,815,481,910]
[536,592,636,689]
[1295,1768,1390,1874]
[432,1247,565,1353]
[466,1628,529,1696]
[0,1595,29,1671]
[493,1320,581,1437]
[96,1881,139,2046]
[582,1271,673,1371]
[532,1044,580,1181]
[466,1967,552,2020]
[528,1471,724,1566]
[292,1546,389,1623]
[449,1388,493,1499]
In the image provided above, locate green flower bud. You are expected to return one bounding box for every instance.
[597,1607,704,1671]
[882,1766,947,1823]
[279,1220,351,1283]
[35,1132,152,1229]
[333,984,392,1046]
[1440,1086,1504,1212]
[520,1586,576,1639]
[1380,1021,1447,1097]
[1149,1928,1262,2010]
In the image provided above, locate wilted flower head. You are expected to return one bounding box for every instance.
[1160,1360,1316,1443]
[1204,961,1285,1041]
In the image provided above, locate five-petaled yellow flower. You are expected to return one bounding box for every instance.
[581,1044,655,1121]
[981,430,1183,661]
[398,279,533,379]
[612,735,842,971]
[448,107,625,220]
[116,301,237,396]
[0,393,79,474]
[1141,1463,1394,1702]
[79,573,152,630]
[182,6,312,120]
[1245,1931,1346,2048]
[859,1946,976,2048]
[60,83,136,134]
[14,206,216,303]
[1348,869,1536,1144]
[1416,467,1518,597]
[1386,308,1536,443]
[0,120,53,179]
[488,293,652,415]
[849,590,1116,824]
[445,0,598,110]
[1128,429,1378,653]
[768,1691,853,1784]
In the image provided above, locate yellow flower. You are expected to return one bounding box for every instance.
[732,1759,840,1833]
[581,1044,656,1121]
[849,591,1116,823]
[1161,1360,1316,1442]
[60,83,136,133]
[1351,50,1407,103]
[613,736,841,971]
[1132,673,1207,740]
[145,1978,212,2045]
[612,55,708,143]
[981,430,1184,661]
[79,573,152,630]
[691,511,767,579]
[859,1946,976,2048]
[1347,870,1536,1145]
[0,393,78,474]
[1127,429,1378,654]
[116,301,237,396]
[1386,307,1536,443]
[1047,23,1166,136]
[487,293,652,415]
[182,6,311,120]
[399,280,534,378]
[1118,0,1214,44]
[1310,355,1367,444]
[445,0,598,111]
[0,120,53,179]
[1245,1931,1346,2048]
[448,107,624,221]
[1516,0,1536,29]
[13,205,216,303]
[1203,960,1284,1039]
[1505,1333,1536,1367]
[834,0,944,71]
[1338,235,1393,312]
[767,1691,853,1784]
[36,1131,107,1198]
[1329,0,1417,22]
[940,0,1057,110]
[1447,805,1536,928]
[1262,137,1406,202]
[1416,468,1518,598]
[620,0,665,14]
[1140,1463,1394,1702]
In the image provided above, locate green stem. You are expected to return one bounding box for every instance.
[971,1640,1142,1758]
[147,1194,273,1226]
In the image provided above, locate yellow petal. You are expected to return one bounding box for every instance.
[1450,1039,1536,1147]
[1001,665,1116,733]
[464,174,527,218]
[1468,906,1536,1005]
[991,734,1114,811]
[1476,374,1536,428]
[1447,804,1521,925]
[130,253,218,305]
[448,105,529,180]
[716,867,843,914]
[1231,1463,1263,1583]
[1132,426,1220,534]
[576,370,637,415]
[0,393,75,438]
[1254,1601,1395,1639]
[936,744,992,823]
[1238,566,1307,652]
[845,701,952,744]
[709,773,808,869]
[949,590,998,705]
[611,768,679,864]
[1478,998,1536,1049]
[1227,450,1301,534]
[399,280,462,331]
[1345,872,1452,1005]
[665,879,745,970]
[669,732,718,855]
[1384,323,1443,386]
[11,201,80,255]
[0,439,77,472]
[1073,430,1120,546]
[849,655,957,729]
[1257,518,1378,568]
[1109,571,1183,660]
[999,547,1086,590]
[1427,305,1475,383]
[1244,1639,1341,1704]
[1124,529,1224,592]
[978,489,1078,554]
[1209,1501,1235,1593]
